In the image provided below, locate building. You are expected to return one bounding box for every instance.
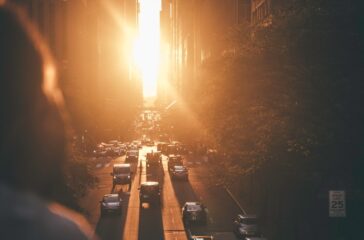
[10,0,140,139]
[162,0,251,102]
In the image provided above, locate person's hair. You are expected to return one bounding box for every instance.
[0,2,70,199]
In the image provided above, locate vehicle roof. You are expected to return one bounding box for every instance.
[245,238,267,240]
[174,165,186,170]
[185,202,203,211]
[191,236,213,240]
[113,163,131,168]
[238,214,258,219]
[103,194,119,198]
[141,181,159,186]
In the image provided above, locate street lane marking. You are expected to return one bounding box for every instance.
[122,159,141,240]
[161,156,188,240]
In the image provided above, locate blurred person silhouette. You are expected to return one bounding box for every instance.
[0,2,96,239]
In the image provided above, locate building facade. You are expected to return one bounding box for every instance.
[11,0,140,139]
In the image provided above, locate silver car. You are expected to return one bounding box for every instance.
[100,194,122,215]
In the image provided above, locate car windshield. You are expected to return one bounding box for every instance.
[128,151,137,156]
[241,218,258,225]
[104,196,119,202]
[114,167,130,174]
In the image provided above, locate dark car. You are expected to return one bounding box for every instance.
[182,202,207,225]
[166,144,178,155]
[139,181,161,207]
[170,165,188,180]
[233,214,260,238]
[157,142,168,152]
[111,163,132,187]
[168,154,183,171]
[126,150,139,162]
[146,151,162,167]
[100,194,122,215]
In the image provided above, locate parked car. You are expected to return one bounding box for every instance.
[111,163,132,188]
[168,154,183,171]
[182,202,207,225]
[170,165,188,180]
[100,194,122,215]
[139,181,161,207]
[233,214,260,238]
[108,140,121,146]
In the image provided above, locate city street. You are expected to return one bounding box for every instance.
[80,145,240,240]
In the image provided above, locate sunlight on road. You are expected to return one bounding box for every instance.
[134,0,161,98]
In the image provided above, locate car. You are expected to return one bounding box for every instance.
[132,140,142,149]
[245,238,267,240]
[139,181,161,207]
[190,236,213,240]
[157,142,168,152]
[168,154,183,171]
[108,140,121,146]
[126,150,139,162]
[146,151,162,167]
[141,138,152,145]
[93,144,107,157]
[182,202,207,225]
[166,144,178,155]
[233,214,260,238]
[111,163,132,187]
[100,194,122,215]
[146,140,155,146]
[170,165,188,180]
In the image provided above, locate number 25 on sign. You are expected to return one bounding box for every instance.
[329,190,346,217]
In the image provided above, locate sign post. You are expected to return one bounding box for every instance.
[329,190,346,217]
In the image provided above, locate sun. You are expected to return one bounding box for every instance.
[133,0,161,98]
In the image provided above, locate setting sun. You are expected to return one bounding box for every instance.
[134,0,161,98]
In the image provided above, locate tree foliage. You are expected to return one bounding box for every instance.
[189,0,363,237]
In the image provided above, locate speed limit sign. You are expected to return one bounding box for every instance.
[329,190,346,217]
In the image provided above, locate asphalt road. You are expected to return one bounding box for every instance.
[80,145,241,240]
